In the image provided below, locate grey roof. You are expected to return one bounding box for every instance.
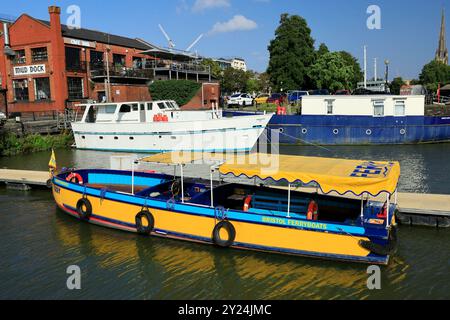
[38,19,154,50]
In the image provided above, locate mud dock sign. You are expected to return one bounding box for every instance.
[13,64,46,76]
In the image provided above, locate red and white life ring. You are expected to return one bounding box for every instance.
[66,172,84,185]
[243,195,252,212]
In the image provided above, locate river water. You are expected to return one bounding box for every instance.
[0,144,449,299]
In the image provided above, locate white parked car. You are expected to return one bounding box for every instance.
[0,111,6,120]
[227,93,254,107]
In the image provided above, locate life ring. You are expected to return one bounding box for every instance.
[307,200,319,221]
[76,198,92,221]
[212,221,236,248]
[171,180,181,197]
[66,172,84,185]
[135,210,155,235]
[243,195,252,212]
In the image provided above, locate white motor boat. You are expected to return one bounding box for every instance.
[71,100,272,153]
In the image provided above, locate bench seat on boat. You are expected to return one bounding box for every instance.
[251,194,310,215]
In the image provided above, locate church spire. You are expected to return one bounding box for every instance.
[436,8,449,64]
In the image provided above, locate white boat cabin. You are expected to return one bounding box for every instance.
[301,95,426,117]
[78,100,222,124]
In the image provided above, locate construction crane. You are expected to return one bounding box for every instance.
[186,34,204,52]
[158,24,176,49]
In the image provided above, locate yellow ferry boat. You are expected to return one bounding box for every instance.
[51,152,400,265]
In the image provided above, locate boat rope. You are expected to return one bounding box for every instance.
[277,130,333,153]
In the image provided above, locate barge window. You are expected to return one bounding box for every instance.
[394,100,406,116]
[31,47,48,62]
[373,100,385,117]
[13,79,29,101]
[326,99,334,115]
[147,103,153,111]
[157,102,167,109]
[34,77,51,100]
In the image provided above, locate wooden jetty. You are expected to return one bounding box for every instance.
[0,169,449,227]
[0,169,51,190]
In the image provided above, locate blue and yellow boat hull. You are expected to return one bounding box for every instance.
[52,170,394,265]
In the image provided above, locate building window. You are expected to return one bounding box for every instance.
[113,54,126,67]
[394,100,406,116]
[373,100,385,117]
[90,50,104,70]
[13,50,26,64]
[13,79,29,101]
[326,100,334,115]
[65,47,85,71]
[34,77,51,100]
[31,47,48,62]
[67,77,84,100]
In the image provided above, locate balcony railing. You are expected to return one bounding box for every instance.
[89,61,211,80]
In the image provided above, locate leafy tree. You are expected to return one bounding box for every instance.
[149,80,201,106]
[257,72,271,93]
[338,51,363,89]
[200,58,222,79]
[317,43,330,57]
[267,13,316,91]
[307,52,354,92]
[221,68,250,94]
[390,77,405,95]
[419,60,450,92]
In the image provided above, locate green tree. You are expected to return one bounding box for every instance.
[200,58,222,79]
[307,52,354,92]
[221,68,250,94]
[419,60,450,92]
[267,13,316,91]
[338,51,363,89]
[317,43,330,57]
[257,72,271,93]
[390,77,405,95]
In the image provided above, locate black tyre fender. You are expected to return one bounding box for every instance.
[46,179,53,189]
[135,210,155,235]
[212,221,236,247]
[76,198,92,221]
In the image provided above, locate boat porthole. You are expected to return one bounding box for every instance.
[159,136,162,139]
[129,137,134,140]
[366,129,372,136]
[400,129,406,135]
[333,129,339,135]
[302,128,308,134]
[114,137,118,140]
[81,136,85,139]
[279,128,284,133]
[99,136,103,140]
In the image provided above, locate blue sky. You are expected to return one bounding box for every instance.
[1,0,448,79]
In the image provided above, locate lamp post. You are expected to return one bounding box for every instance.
[384,59,390,93]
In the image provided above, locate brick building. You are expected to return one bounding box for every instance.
[0,6,217,116]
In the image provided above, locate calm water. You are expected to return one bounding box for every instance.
[0,145,450,299]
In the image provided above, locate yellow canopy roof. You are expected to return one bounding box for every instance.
[140,152,226,165]
[218,154,401,196]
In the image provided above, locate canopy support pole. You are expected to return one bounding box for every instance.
[180,164,185,203]
[386,193,391,229]
[131,160,136,195]
[394,189,398,205]
[287,184,291,218]
[360,194,364,220]
[210,166,215,208]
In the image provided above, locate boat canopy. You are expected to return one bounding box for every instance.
[139,152,400,196]
[218,154,401,196]
[139,152,225,165]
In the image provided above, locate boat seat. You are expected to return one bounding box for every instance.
[251,194,310,214]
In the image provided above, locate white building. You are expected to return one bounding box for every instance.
[213,57,247,72]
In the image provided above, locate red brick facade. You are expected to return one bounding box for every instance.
[0,6,152,115]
